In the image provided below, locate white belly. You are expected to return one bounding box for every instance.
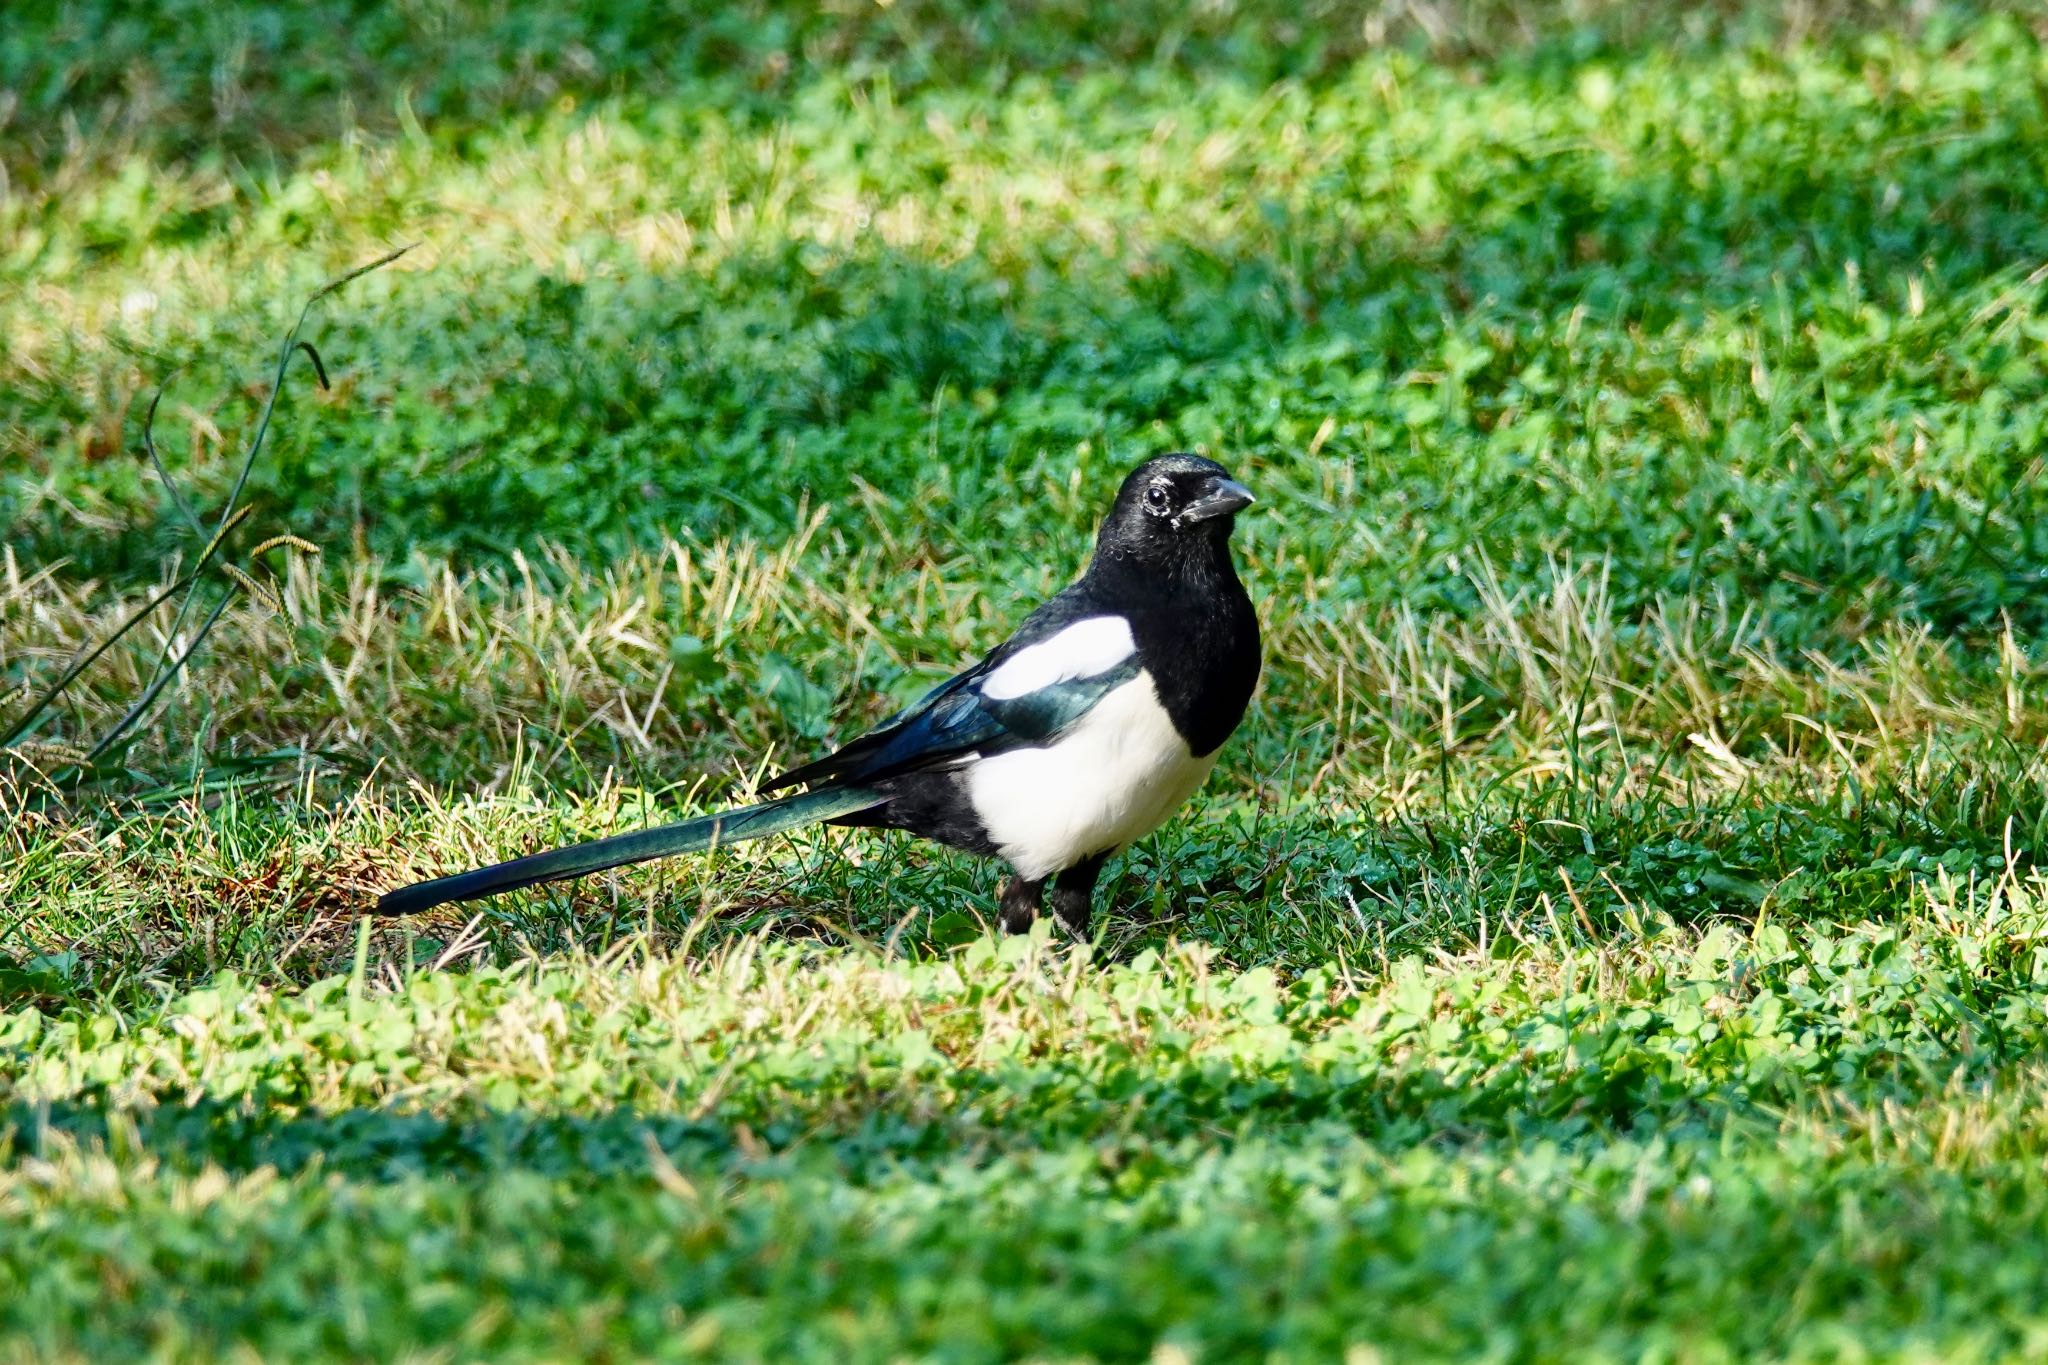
[964,672,1218,881]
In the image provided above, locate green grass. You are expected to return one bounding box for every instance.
[6,2,2048,1358]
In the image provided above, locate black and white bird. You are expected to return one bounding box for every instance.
[376,453,1261,934]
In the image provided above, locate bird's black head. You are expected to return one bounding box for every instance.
[1093,453,1255,566]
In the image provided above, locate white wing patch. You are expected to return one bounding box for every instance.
[979,616,1136,701]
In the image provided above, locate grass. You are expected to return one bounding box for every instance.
[6,0,2048,1357]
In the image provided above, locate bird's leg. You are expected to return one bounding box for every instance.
[999,875,1045,934]
[1047,853,1109,938]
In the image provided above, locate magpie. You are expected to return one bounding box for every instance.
[376,453,1261,934]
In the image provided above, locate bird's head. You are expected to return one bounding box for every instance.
[1095,453,1255,565]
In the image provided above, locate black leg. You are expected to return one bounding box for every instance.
[1046,853,1109,938]
[999,875,1045,934]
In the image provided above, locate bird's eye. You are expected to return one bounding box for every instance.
[1143,484,1170,511]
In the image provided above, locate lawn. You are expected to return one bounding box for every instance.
[6,1,2048,1358]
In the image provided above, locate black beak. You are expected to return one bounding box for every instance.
[1176,477,1255,526]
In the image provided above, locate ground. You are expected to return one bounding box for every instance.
[6,2,2048,1359]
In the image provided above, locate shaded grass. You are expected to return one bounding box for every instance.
[2,0,1969,185]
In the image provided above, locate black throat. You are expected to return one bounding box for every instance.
[1081,530,1260,757]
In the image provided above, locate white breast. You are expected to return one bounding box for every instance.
[964,670,1218,881]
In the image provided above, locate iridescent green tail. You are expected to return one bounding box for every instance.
[375,786,885,915]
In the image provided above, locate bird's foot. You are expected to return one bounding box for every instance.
[999,875,1045,934]
[1046,885,1092,938]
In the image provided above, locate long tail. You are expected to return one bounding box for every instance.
[375,785,885,916]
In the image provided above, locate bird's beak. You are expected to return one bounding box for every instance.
[1177,477,1256,525]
